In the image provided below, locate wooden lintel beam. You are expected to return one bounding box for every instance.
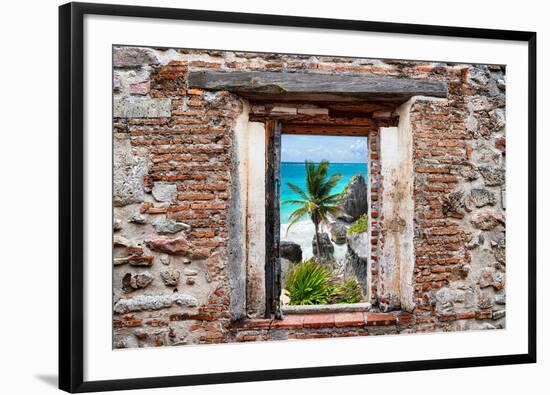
[188,71,448,103]
[249,114,383,127]
[281,124,374,136]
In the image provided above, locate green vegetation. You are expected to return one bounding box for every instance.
[286,259,333,305]
[330,278,362,304]
[286,260,363,305]
[282,160,343,258]
[347,213,369,234]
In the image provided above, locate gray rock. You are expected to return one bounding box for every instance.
[346,231,370,259]
[344,245,368,295]
[461,168,480,181]
[468,68,490,88]
[159,254,170,265]
[113,139,148,206]
[435,288,462,314]
[280,258,292,289]
[113,293,198,313]
[312,232,334,261]
[271,330,289,341]
[471,142,502,166]
[129,213,147,224]
[478,323,497,330]
[479,267,505,289]
[489,108,506,132]
[152,216,190,234]
[471,210,504,230]
[493,237,506,264]
[443,190,465,215]
[479,166,505,186]
[113,47,160,67]
[280,241,302,263]
[477,291,494,309]
[495,293,506,305]
[492,309,506,320]
[122,272,154,292]
[113,75,122,92]
[470,188,496,207]
[330,221,348,245]
[341,174,368,221]
[183,269,198,276]
[470,95,493,112]
[113,98,171,118]
[466,231,484,250]
[160,270,180,286]
[152,183,178,203]
[465,114,479,133]
[113,217,123,231]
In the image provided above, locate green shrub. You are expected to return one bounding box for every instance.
[330,278,362,304]
[347,213,369,234]
[286,259,333,305]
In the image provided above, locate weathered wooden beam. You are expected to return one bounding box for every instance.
[281,124,375,136]
[326,102,397,113]
[188,71,448,102]
[249,113,385,126]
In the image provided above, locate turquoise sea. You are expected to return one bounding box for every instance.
[280,162,368,224]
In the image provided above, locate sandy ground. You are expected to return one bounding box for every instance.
[281,219,347,262]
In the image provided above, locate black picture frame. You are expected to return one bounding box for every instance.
[59,2,537,393]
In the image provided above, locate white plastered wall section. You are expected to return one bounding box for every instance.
[246,121,267,317]
[379,98,416,312]
[231,103,267,319]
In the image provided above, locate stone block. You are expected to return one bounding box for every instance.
[114,98,171,118]
[113,293,197,313]
[152,183,178,202]
[114,47,160,67]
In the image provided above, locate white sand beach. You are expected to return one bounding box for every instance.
[281,219,347,262]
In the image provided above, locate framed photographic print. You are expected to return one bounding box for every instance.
[59,2,537,393]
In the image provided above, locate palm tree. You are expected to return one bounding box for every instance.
[283,160,343,258]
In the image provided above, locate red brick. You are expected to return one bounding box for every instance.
[272,315,304,329]
[334,312,366,327]
[365,313,397,326]
[303,314,335,328]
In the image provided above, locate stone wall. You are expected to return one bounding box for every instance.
[112,46,505,348]
[410,66,506,332]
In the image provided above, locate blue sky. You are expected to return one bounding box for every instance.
[281,135,368,163]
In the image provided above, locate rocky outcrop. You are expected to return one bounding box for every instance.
[312,232,334,261]
[330,220,348,244]
[344,231,370,294]
[340,174,368,222]
[280,241,302,263]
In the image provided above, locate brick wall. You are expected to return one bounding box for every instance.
[112,47,505,348]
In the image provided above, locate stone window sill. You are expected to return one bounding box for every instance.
[281,302,372,315]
